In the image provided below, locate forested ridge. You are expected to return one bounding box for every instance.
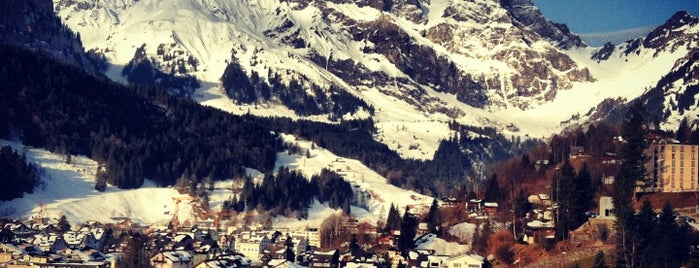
[221,59,375,119]
[224,168,353,218]
[0,43,280,190]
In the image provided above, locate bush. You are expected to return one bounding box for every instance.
[495,244,515,264]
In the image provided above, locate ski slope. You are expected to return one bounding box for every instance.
[0,138,429,229]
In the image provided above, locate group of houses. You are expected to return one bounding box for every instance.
[0,215,487,268]
[0,220,112,267]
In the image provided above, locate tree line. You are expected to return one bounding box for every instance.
[221,58,374,120]
[0,146,40,201]
[223,168,353,219]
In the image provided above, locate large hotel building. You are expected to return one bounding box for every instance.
[646,139,699,192]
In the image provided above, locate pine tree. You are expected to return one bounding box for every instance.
[573,163,594,227]
[553,160,577,241]
[634,200,655,267]
[58,215,71,232]
[653,203,675,267]
[285,234,295,262]
[349,233,362,257]
[513,190,531,218]
[613,102,647,267]
[398,206,417,254]
[425,199,442,235]
[385,203,401,233]
[483,174,502,203]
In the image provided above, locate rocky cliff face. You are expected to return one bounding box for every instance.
[52,0,594,113]
[500,0,586,49]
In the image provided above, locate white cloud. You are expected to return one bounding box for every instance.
[579,25,657,47]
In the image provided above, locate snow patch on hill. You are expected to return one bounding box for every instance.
[0,137,430,229]
[0,140,195,225]
[273,133,432,227]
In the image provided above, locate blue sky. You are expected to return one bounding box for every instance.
[533,0,699,33]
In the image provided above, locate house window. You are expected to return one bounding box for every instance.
[673,146,677,152]
[681,146,685,152]
[468,265,480,268]
[453,264,461,268]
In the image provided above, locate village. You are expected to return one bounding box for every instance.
[0,205,489,268]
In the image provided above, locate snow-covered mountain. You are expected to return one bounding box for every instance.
[565,11,699,131]
[51,0,699,158]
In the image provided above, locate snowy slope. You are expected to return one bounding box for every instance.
[0,137,429,228]
[270,133,432,228]
[0,140,196,225]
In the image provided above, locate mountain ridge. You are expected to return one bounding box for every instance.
[39,0,699,159]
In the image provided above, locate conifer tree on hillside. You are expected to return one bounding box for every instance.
[613,101,648,267]
[513,190,531,218]
[385,203,401,233]
[58,215,71,233]
[634,200,655,267]
[285,234,295,262]
[573,163,594,226]
[649,203,690,267]
[552,160,577,241]
[398,206,417,254]
[483,174,502,203]
[425,199,442,235]
[676,117,689,143]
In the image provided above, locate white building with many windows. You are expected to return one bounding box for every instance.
[234,232,272,261]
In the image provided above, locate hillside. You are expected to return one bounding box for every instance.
[0,132,431,228]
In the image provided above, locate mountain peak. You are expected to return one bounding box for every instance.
[500,0,586,49]
[644,10,699,49]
